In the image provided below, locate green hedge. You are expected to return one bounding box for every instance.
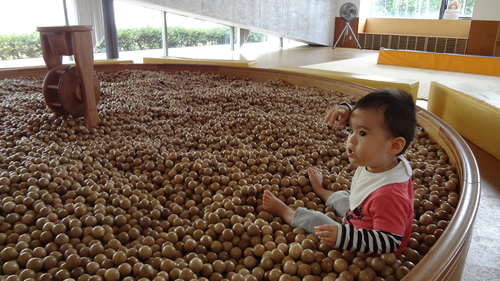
[0,26,267,60]
[0,33,42,60]
[95,26,267,52]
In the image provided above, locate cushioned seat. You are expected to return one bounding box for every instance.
[428,81,500,160]
[143,57,257,68]
[92,59,134,64]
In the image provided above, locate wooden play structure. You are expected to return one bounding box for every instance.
[37,25,101,128]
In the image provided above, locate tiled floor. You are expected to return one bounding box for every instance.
[1,44,499,280]
[462,141,500,280]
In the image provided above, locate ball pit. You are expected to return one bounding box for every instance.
[0,64,480,281]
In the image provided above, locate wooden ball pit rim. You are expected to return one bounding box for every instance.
[0,64,480,281]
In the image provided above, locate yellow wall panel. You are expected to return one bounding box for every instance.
[378,48,500,76]
[428,81,500,160]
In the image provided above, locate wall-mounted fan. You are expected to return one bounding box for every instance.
[333,2,362,49]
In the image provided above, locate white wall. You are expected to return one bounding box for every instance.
[471,0,500,20]
[123,0,337,46]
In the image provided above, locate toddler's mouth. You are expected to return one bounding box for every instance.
[347,147,355,157]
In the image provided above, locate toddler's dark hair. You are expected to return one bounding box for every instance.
[352,88,416,155]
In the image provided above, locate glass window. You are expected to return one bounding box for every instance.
[0,0,65,65]
[371,0,475,19]
[454,0,475,17]
[0,0,66,35]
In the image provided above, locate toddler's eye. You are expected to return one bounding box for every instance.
[359,131,366,136]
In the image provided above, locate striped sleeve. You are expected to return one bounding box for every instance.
[335,225,403,254]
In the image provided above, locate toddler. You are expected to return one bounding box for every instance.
[263,88,416,255]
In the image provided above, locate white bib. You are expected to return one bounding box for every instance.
[349,156,412,210]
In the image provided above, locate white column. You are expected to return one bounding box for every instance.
[162,11,168,56]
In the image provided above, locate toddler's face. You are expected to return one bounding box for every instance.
[346,108,398,173]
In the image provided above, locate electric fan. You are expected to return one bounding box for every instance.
[333,2,362,49]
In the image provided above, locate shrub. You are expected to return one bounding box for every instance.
[95,26,265,52]
[0,26,267,60]
[0,33,42,60]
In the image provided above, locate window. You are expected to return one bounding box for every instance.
[0,0,65,64]
[371,0,475,19]
[0,0,66,35]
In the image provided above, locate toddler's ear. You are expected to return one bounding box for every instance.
[389,137,406,155]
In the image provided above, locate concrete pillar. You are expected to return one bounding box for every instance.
[238,28,249,48]
[101,0,119,59]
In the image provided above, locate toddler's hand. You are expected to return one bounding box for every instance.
[314,224,338,246]
[324,105,351,127]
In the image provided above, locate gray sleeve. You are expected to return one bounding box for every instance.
[291,207,341,233]
[325,190,350,218]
